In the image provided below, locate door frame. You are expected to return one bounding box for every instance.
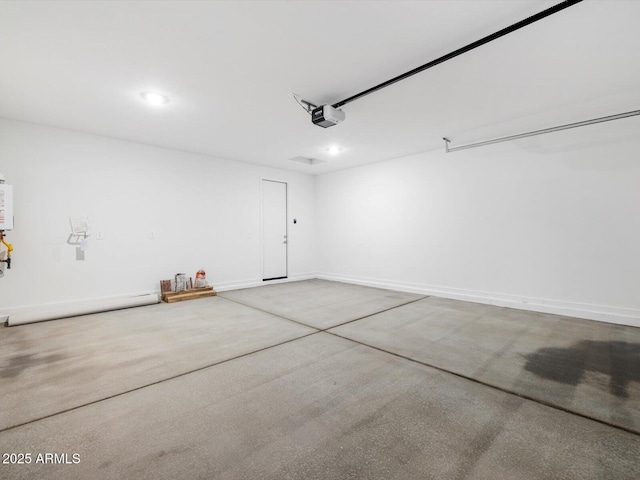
[260,177,288,281]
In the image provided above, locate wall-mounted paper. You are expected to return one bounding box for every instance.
[0,184,13,230]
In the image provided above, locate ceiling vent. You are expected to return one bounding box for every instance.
[289,156,327,166]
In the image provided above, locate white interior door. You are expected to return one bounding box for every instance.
[262,180,287,280]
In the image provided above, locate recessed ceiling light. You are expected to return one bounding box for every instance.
[327,146,342,155]
[140,91,169,106]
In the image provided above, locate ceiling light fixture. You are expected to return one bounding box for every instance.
[327,146,342,155]
[140,91,169,106]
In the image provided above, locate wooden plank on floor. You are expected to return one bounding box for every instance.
[162,287,217,303]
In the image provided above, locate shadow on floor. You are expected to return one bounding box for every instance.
[524,341,640,399]
[0,353,66,379]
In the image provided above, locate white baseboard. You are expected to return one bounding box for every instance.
[316,272,640,328]
[0,274,318,318]
[214,273,317,292]
[4,273,637,328]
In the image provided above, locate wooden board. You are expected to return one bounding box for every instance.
[162,286,217,303]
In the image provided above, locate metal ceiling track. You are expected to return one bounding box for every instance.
[332,0,583,109]
[442,109,640,153]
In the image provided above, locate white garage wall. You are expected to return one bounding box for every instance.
[0,119,316,313]
[3,116,639,327]
[316,122,640,326]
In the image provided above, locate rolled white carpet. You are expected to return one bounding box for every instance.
[6,294,160,327]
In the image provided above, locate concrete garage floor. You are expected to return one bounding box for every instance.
[219,278,424,329]
[1,280,639,479]
[330,296,640,433]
